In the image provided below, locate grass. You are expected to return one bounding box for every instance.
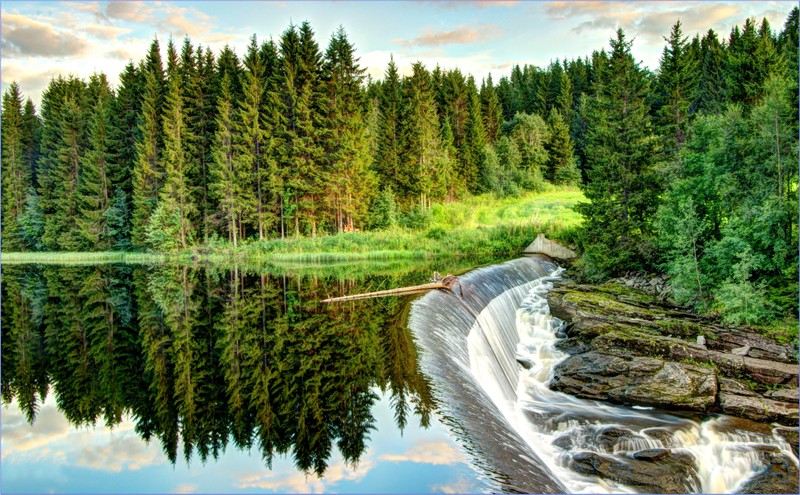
[1,187,585,265]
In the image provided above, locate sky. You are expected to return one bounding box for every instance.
[1,390,487,494]
[0,1,796,107]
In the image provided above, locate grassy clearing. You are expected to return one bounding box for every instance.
[236,187,584,261]
[2,187,585,265]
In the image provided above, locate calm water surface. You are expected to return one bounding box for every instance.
[1,260,498,494]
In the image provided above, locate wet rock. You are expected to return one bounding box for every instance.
[550,351,717,411]
[552,434,573,450]
[719,393,799,425]
[713,416,774,437]
[568,450,700,493]
[632,448,671,461]
[735,449,799,494]
[642,427,675,447]
[766,388,798,403]
[547,282,799,425]
[774,427,799,457]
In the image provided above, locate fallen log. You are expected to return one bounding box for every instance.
[322,272,462,303]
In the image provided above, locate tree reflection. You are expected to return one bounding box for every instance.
[1,262,437,475]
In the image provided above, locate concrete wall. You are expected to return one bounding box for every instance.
[523,233,577,260]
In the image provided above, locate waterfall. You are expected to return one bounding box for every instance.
[409,256,798,494]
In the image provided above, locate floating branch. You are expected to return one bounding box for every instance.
[321,272,462,303]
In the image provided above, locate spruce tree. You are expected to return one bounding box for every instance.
[577,29,663,278]
[656,21,698,151]
[374,56,403,194]
[480,73,503,143]
[131,40,166,248]
[77,73,114,249]
[398,62,447,207]
[1,83,29,250]
[546,108,580,185]
[237,35,271,240]
[321,27,376,231]
[462,76,488,193]
[21,98,41,185]
[693,30,727,114]
[149,51,196,250]
[210,74,246,247]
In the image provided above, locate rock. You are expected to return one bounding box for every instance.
[568,450,700,493]
[735,449,799,494]
[713,416,775,437]
[642,427,675,447]
[632,448,671,461]
[552,434,573,450]
[719,393,799,425]
[774,427,799,457]
[732,345,751,356]
[719,377,758,397]
[766,388,798,402]
[550,351,717,411]
[547,281,798,425]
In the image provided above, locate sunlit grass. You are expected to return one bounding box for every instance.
[2,188,585,265]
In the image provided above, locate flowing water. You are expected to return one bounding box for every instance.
[409,255,798,494]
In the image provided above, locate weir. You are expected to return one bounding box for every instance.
[409,256,798,494]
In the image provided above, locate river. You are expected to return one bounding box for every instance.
[1,257,796,493]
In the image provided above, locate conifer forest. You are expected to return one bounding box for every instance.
[2,11,798,326]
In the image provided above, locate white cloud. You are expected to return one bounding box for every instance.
[394,24,502,47]
[431,476,480,493]
[1,12,87,57]
[2,396,165,472]
[236,454,375,493]
[174,484,199,494]
[379,440,466,465]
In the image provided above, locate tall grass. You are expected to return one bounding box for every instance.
[2,188,585,265]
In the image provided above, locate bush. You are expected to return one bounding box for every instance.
[399,205,432,229]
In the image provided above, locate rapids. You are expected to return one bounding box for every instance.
[408,256,797,494]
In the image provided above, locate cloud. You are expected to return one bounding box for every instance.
[1,12,87,57]
[431,477,480,493]
[2,397,164,473]
[427,1,520,10]
[379,440,466,465]
[72,435,163,472]
[174,484,199,494]
[236,456,375,493]
[104,1,156,23]
[395,24,502,47]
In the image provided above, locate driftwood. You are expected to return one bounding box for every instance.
[321,272,462,303]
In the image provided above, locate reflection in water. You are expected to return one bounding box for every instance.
[1,263,440,476]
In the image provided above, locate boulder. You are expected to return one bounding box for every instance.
[735,449,799,494]
[550,350,717,411]
[719,393,799,424]
[568,450,701,493]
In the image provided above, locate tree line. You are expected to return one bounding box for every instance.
[1,262,434,472]
[2,12,798,323]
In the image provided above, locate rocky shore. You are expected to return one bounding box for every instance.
[545,280,799,493]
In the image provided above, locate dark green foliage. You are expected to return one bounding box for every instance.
[656,21,698,151]
[369,187,398,229]
[576,29,663,279]
[546,108,580,185]
[2,82,29,250]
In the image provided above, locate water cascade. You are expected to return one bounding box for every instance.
[409,256,797,494]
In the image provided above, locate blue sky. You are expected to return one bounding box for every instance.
[1,1,795,106]
[1,390,486,494]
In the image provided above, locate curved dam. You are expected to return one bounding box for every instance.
[408,256,797,493]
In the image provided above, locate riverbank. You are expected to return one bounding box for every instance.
[2,189,583,265]
[546,280,798,429]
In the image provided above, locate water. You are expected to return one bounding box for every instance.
[0,260,491,494]
[409,255,798,494]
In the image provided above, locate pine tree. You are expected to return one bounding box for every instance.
[132,40,166,248]
[77,73,114,249]
[106,62,142,249]
[546,108,580,185]
[1,82,29,250]
[693,30,727,114]
[398,62,447,207]
[149,50,196,250]
[656,21,698,151]
[374,56,403,194]
[237,35,271,240]
[480,73,503,142]
[577,29,663,278]
[461,76,488,193]
[211,74,247,247]
[21,98,41,185]
[321,26,376,232]
[40,77,89,250]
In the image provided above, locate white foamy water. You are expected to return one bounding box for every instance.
[464,266,798,494]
